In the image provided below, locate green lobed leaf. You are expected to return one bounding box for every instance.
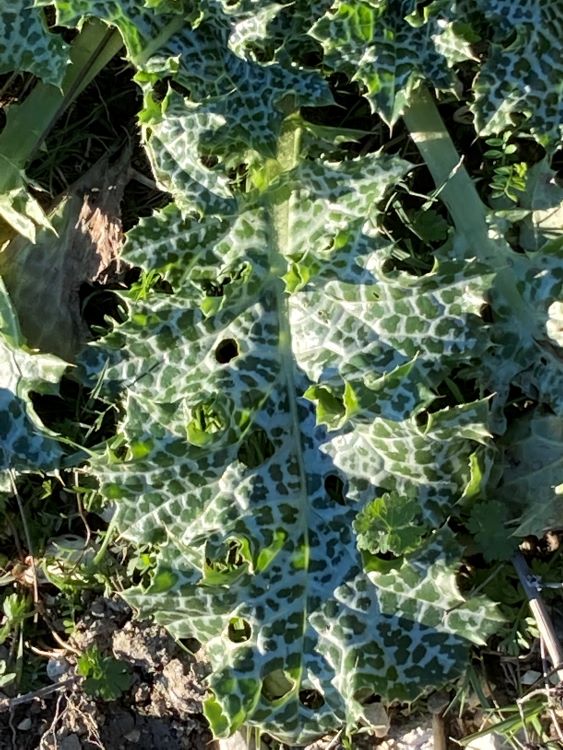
[77,648,133,701]
[354,492,428,556]
[311,0,475,125]
[0,279,65,483]
[496,414,563,537]
[479,240,563,428]
[0,2,70,87]
[467,500,515,562]
[470,0,563,146]
[80,131,499,741]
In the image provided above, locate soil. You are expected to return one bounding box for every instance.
[0,597,214,750]
[0,597,438,750]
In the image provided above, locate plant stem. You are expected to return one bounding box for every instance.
[403,85,530,323]
[0,20,123,168]
[403,86,489,249]
[8,471,38,611]
[0,677,78,712]
[92,513,119,566]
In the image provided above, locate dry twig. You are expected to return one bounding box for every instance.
[0,677,78,713]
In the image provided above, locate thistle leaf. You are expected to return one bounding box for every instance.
[81,131,498,741]
[1,2,70,86]
[311,1,474,125]
[0,279,65,483]
[470,0,563,145]
[497,414,563,537]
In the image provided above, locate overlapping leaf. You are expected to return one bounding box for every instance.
[0,2,70,87]
[40,0,331,156]
[470,0,563,145]
[311,0,475,125]
[519,158,563,252]
[311,0,562,145]
[16,0,554,742]
[0,279,65,485]
[0,167,53,243]
[497,414,563,537]
[479,241,563,428]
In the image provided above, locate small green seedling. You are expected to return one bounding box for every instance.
[76,646,133,701]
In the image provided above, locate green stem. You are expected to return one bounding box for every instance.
[403,86,489,248]
[0,20,123,171]
[403,86,529,322]
[92,512,120,566]
[0,21,123,239]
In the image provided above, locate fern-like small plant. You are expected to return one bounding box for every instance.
[77,647,133,702]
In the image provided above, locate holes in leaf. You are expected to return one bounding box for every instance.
[299,689,324,709]
[324,474,347,505]
[179,638,201,654]
[415,411,429,429]
[110,442,128,461]
[200,265,251,317]
[215,338,239,364]
[151,78,169,103]
[480,302,493,323]
[227,617,251,643]
[262,670,294,702]
[354,688,380,703]
[237,429,275,469]
[372,550,400,563]
[201,277,229,297]
[169,80,190,98]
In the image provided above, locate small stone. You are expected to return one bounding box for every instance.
[215,730,258,750]
[124,728,141,742]
[427,690,449,714]
[465,735,512,750]
[521,669,542,685]
[47,655,72,682]
[59,734,82,750]
[362,702,389,738]
[17,717,32,731]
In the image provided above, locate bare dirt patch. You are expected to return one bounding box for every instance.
[0,597,213,750]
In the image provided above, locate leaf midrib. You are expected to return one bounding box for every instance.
[270,119,311,696]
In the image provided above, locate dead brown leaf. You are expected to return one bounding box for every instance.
[0,147,131,362]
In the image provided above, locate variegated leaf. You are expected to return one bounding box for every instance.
[80,133,499,741]
[471,0,563,145]
[1,2,70,86]
[0,279,65,484]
